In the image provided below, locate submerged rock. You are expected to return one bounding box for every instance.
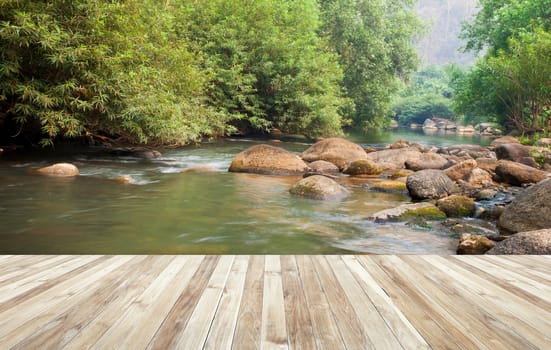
[229,144,309,175]
[368,202,446,223]
[36,163,79,177]
[498,178,551,233]
[368,180,407,193]
[301,138,367,170]
[486,229,551,254]
[289,175,349,200]
[406,169,454,200]
[181,165,217,173]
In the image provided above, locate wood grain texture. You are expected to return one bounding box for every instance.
[0,255,548,350]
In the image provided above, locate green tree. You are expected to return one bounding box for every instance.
[319,0,422,128]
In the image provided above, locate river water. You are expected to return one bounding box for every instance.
[0,129,492,254]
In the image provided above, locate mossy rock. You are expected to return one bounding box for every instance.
[398,205,447,221]
[390,169,414,179]
[436,195,475,218]
[369,180,407,193]
[343,159,383,176]
[368,202,446,223]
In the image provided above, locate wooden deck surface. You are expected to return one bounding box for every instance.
[0,255,549,349]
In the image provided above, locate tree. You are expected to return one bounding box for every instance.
[319,0,422,128]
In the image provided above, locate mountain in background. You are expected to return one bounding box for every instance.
[415,0,479,66]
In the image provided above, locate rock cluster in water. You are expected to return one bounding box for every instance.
[228,136,551,255]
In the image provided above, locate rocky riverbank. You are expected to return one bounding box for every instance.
[227,136,551,254]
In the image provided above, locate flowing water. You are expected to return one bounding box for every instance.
[0,129,492,254]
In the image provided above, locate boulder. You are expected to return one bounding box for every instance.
[494,160,547,186]
[289,175,349,200]
[444,159,477,181]
[368,180,407,193]
[498,179,551,233]
[490,136,520,148]
[475,158,499,175]
[368,202,446,223]
[229,144,309,175]
[301,138,367,170]
[486,229,551,255]
[388,139,410,149]
[365,147,423,169]
[465,168,493,189]
[405,152,448,171]
[406,169,454,200]
[307,160,340,175]
[423,118,437,129]
[36,163,79,177]
[343,159,383,176]
[495,143,536,167]
[436,195,475,218]
[457,234,496,254]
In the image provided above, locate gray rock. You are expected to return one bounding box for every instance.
[289,175,349,200]
[406,169,454,200]
[229,144,309,175]
[486,229,551,254]
[498,178,551,233]
[301,138,367,170]
[423,118,437,129]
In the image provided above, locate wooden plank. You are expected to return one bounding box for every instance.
[500,256,551,277]
[0,255,100,304]
[357,256,464,350]
[261,255,288,350]
[400,255,539,350]
[295,255,345,349]
[169,255,234,349]
[64,256,176,350]
[279,256,315,350]
[90,256,204,350]
[147,255,220,350]
[342,256,429,350]
[326,255,402,350]
[8,255,151,349]
[0,255,69,285]
[0,256,133,348]
[204,255,249,350]
[425,256,551,347]
[311,255,371,350]
[0,255,52,275]
[232,255,265,350]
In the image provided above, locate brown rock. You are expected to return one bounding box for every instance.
[436,195,475,217]
[465,168,493,189]
[494,160,547,186]
[307,160,340,175]
[405,152,448,171]
[457,234,496,254]
[343,159,383,176]
[475,158,499,174]
[289,175,349,200]
[229,144,309,175]
[388,139,410,149]
[495,143,536,167]
[444,159,477,181]
[365,147,423,169]
[490,136,520,148]
[486,229,551,254]
[181,165,217,173]
[301,138,367,170]
[36,163,79,177]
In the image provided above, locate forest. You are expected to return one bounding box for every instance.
[1,0,550,147]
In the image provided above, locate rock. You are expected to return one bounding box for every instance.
[116,175,139,184]
[405,152,448,171]
[495,143,536,167]
[498,178,551,233]
[446,144,494,159]
[181,165,217,173]
[110,147,161,159]
[456,125,475,134]
[368,202,446,223]
[390,169,415,179]
[365,147,423,169]
[388,139,410,149]
[436,195,475,217]
[368,180,407,193]
[476,188,498,200]
[289,175,349,200]
[307,160,340,175]
[410,123,422,129]
[36,163,79,177]
[301,138,367,170]
[422,118,437,129]
[406,169,454,200]
[486,229,551,254]
[343,159,383,176]
[465,168,493,189]
[457,234,496,254]
[536,138,551,147]
[490,136,520,148]
[494,160,547,186]
[444,159,477,181]
[229,144,309,175]
[475,158,499,174]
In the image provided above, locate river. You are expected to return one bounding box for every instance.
[0,129,492,254]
